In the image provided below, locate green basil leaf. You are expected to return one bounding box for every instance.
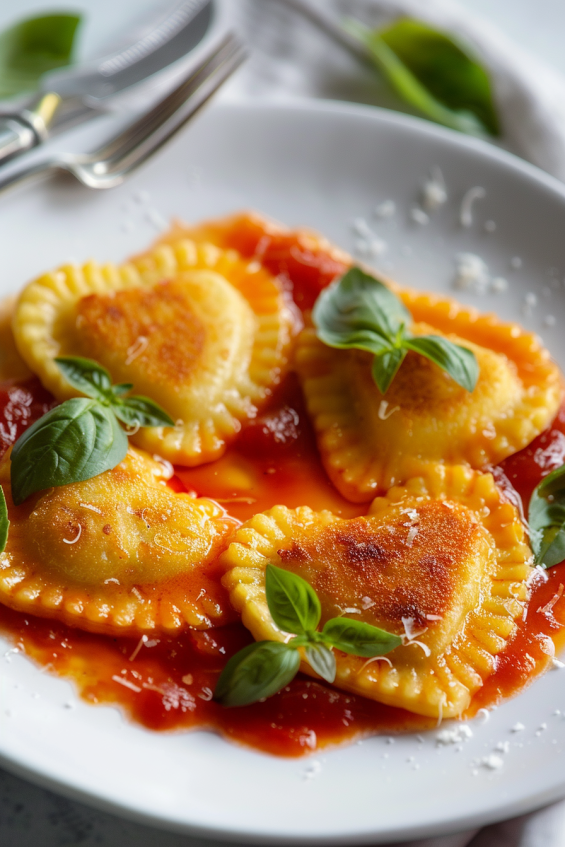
[55,356,113,402]
[313,266,411,351]
[111,383,134,397]
[404,335,479,392]
[266,563,321,636]
[112,396,175,429]
[214,640,300,707]
[529,465,565,568]
[346,18,498,137]
[371,346,406,394]
[305,642,336,684]
[322,617,402,657]
[0,14,81,98]
[11,398,128,505]
[0,487,9,554]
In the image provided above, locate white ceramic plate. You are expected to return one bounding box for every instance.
[1,101,565,845]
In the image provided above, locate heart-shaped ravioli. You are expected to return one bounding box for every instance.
[12,240,295,464]
[296,289,562,501]
[0,448,237,635]
[221,464,532,718]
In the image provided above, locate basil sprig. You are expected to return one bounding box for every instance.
[529,465,565,569]
[313,267,479,394]
[345,18,498,137]
[10,356,174,505]
[214,564,401,707]
[0,488,9,554]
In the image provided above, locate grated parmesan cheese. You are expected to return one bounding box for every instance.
[453,252,489,293]
[374,199,396,219]
[421,167,447,212]
[460,186,486,227]
[410,207,429,226]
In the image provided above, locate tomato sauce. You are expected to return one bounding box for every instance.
[0,218,564,757]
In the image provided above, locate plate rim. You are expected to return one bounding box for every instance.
[2,97,565,844]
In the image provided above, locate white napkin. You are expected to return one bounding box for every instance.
[222,0,565,183]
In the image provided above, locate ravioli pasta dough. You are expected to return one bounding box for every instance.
[12,240,295,464]
[296,290,563,502]
[221,464,532,718]
[0,448,237,635]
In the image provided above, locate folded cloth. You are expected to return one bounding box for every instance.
[222,0,565,182]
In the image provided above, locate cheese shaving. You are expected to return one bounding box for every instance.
[460,186,486,227]
[538,583,564,619]
[62,524,82,545]
[129,634,148,662]
[377,400,400,421]
[125,335,148,365]
[111,675,142,693]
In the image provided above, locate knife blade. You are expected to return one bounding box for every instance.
[0,0,215,165]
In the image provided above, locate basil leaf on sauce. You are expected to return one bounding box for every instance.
[10,398,128,505]
[322,618,402,657]
[529,465,565,569]
[214,641,301,708]
[112,396,175,429]
[345,18,498,137]
[0,13,81,98]
[0,487,9,554]
[313,266,479,394]
[265,563,321,636]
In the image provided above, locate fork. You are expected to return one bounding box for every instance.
[0,33,246,194]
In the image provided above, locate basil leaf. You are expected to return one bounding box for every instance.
[214,640,300,707]
[346,18,497,137]
[313,266,410,350]
[0,487,9,554]
[0,14,81,98]
[322,617,402,657]
[404,335,479,392]
[55,356,113,402]
[529,465,565,568]
[112,396,175,428]
[371,346,406,394]
[266,563,321,636]
[111,383,134,397]
[305,642,336,684]
[11,398,128,505]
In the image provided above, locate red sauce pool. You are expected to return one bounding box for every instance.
[0,216,564,757]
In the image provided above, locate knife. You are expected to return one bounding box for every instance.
[0,0,216,166]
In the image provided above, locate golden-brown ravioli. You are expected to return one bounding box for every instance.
[12,240,295,464]
[0,296,33,383]
[0,448,237,635]
[221,464,532,718]
[296,290,563,502]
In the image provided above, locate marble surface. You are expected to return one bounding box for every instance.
[1,1,564,845]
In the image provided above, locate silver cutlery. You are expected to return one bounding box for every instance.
[0,0,218,167]
[0,32,245,195]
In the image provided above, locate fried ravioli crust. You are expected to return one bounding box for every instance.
[221,464,532,718]
[296,292,562,502]
[12,240,295,464]
[0,448,237,635]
